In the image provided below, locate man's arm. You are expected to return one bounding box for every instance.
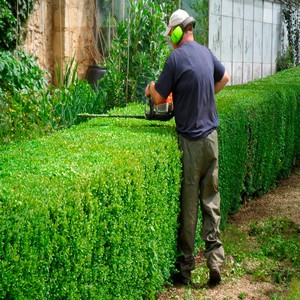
[145,81,166,105]
[215,71,230,94]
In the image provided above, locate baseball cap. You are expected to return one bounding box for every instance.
[164,9,190,37]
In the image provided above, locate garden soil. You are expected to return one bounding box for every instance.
[157,161,300,300]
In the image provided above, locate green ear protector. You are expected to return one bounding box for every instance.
[171,26,184,44]
[170,16,196,44]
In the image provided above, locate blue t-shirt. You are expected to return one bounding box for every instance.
[155,41,225,140]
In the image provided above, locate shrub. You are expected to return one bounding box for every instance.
[0,117,182,299]
[0,50,49,142]
[0,51,103,143]
[0,50,47,93]
[0,68,299,298]
[217,67,300,223]
[276,47,294,72]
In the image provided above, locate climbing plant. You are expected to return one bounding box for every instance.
[190,0,209,46]
[282,1,300,66]
[0,0,35,50]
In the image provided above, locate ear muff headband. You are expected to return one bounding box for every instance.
[170,16,196,45]
[171,25,183,44]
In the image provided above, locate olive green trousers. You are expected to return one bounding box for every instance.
[177,130,225,277]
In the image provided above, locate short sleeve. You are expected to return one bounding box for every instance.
[155,58,174,99]
[211,52,225,82]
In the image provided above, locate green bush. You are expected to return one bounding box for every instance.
[0,50,47,93]
[0,51,104,143]
[0,68,299,298]
[217,67,300,223]
[0,118,182,299]
[276,47,294,72]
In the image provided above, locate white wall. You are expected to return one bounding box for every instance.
[209,0,283,84]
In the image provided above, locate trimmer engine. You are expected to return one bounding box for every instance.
[145,93,174,121]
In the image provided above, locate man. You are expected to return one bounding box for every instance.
[145,9,230,286]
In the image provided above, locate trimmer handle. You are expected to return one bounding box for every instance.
[145,96,155,120]
[145,96,174,121]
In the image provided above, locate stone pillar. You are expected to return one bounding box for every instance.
[23,0,54,81]
[24,0,95,84]
[52,0,65,85]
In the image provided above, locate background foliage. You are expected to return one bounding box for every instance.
[0,50,47,93]
[0,0,35,50]
[189,0,209,46]
[99,0,176,110]
[0,67,299,298]
[283,1,300,66]
[278,1,300,71]
[0,51,102,143]
[99,0,209,110]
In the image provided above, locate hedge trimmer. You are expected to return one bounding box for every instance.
[78,93,174,121]
[145,93,174,121]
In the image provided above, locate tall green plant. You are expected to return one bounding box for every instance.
[190,0,209,46]
[55,56,79,89]
[0,50,102,143]
[282,2,300,66]
[0,50,47,93]
[101,0,174,110]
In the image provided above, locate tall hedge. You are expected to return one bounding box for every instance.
[0,67,299,298]
[0,119,182,299]
[217,67,300,222]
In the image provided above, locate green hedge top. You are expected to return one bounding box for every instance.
[216,67,300,220]
[0,117,182,299]
[0,67,300,299]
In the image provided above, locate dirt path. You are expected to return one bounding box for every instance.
[157,163,300,300]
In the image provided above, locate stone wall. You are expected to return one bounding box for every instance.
[23,0,96,84]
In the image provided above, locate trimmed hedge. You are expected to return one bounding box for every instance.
[0,119,182,299]
[217,67,300,222]
[0,67,299,298]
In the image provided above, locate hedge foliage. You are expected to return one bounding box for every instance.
[217,67,300,222]
[0,118,182,299]
[0,67,299,298]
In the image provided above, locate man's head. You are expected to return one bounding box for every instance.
[164,9,195,45]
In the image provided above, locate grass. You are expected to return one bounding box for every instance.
[285,277,300,299]
[222,216,300,298]
[157,214,300,299]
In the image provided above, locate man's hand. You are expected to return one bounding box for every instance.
[215,71,230,94]
[145,82,152,98]
[145,82,166,105]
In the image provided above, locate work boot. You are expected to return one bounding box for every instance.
[209,266,221,285]
[173,255,195,286]
[171,270,191,286]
